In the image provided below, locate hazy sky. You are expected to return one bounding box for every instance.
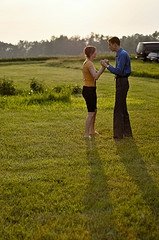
[1,0,159,44]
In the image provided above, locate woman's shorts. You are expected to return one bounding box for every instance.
[82,86,97,112]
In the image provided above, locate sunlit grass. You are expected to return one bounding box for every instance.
[0,57,158,92]
[0,59,159,239]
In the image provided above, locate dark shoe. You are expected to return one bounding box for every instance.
[113,137,123,141]
[123,134,133,138]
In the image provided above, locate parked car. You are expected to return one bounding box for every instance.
[147,52,159,62]
[136,42,159,61]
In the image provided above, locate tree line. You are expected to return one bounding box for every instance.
[0,31,159,58]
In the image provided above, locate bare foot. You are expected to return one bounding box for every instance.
[90,130,100,136]
[83,134,91,139]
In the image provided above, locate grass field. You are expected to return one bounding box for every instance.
[0,58,159,240]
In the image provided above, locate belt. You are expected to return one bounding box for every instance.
[115,74,130,78]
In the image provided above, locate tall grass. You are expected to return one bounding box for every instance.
[0,88,74,109]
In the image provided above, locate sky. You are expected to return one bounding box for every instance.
[0,0,159,44]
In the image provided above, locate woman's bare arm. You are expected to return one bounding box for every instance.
[89,65,106,80]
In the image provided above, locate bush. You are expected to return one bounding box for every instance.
[53,84,82,95]
[48,91,71,103]
[30,78,45,93]
[53,86,64,93]
[0,78,16,96]
[71,85,82,95]
[51,85,71,102]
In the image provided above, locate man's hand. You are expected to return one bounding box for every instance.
[104,59,109,65]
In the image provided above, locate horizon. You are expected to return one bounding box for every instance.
[1,31,159,45]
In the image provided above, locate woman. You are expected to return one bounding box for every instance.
[82,46,105,138]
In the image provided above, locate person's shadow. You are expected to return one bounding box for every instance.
[116,138,159,238]
[84,137,117,240]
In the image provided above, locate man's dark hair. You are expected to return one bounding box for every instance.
[108,37,120,46]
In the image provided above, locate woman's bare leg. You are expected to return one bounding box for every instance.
[88,110,96,135]
[84,112,95,137]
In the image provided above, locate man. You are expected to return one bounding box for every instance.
[101,37,133,140]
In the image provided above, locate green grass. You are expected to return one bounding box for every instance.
[0,59,159,239]
[0,57,159,90]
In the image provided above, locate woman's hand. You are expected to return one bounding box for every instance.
[100,59,107,67]
[101,59,110,68]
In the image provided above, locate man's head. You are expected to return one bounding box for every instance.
[108,37,120,52]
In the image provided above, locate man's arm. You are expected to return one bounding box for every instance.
[105,54,127,76]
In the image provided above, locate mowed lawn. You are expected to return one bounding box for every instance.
[0,60,159,240]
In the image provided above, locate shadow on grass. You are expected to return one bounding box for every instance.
[116,138,159,238]
[84,137,117,240]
